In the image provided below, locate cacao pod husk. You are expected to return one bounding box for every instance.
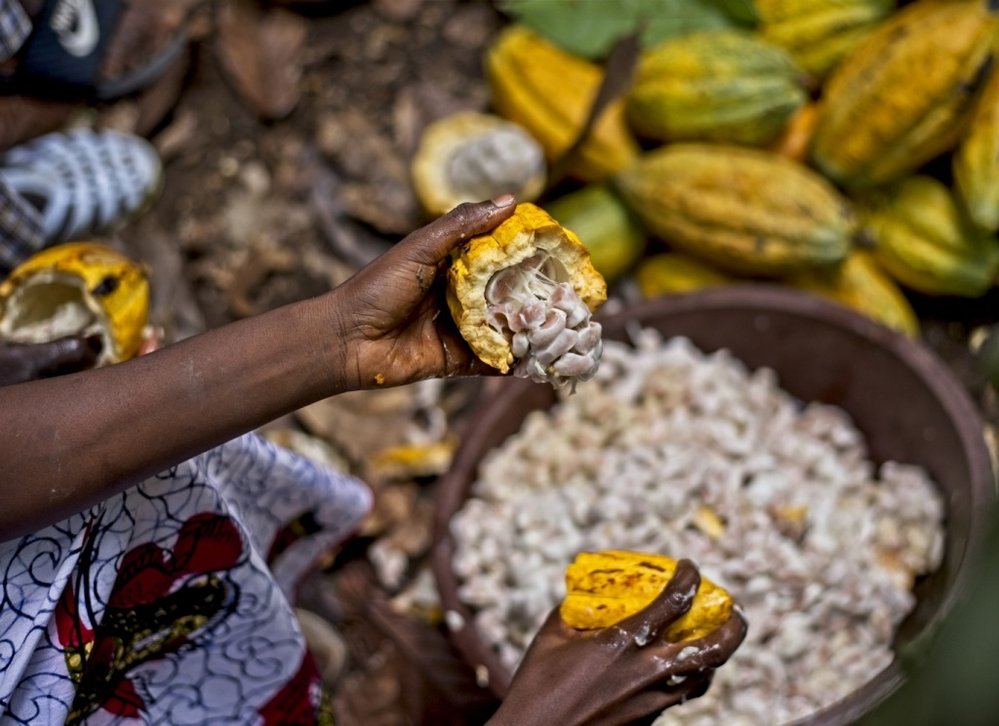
[635,252,733,297]
[561,550,734,641]
[857,176,999,297]
[954,63,999,232]
[614,143,855,276]
[755,0,896,81]
[811,0,998,188]
[485,26,639,183]
[626,30,807,146]
[545,185,646,284]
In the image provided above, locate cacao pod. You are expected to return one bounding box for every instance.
[560,550,734,641]
[755,0,896,81]
[485,26,639,183]
[545,185,646,284]
[787,251,919,336]
[626,30,807,146]
[635,252,733,297]
[954,63,999,232]
[446,203,606,378]
[856,176,999,297]
[768,101,818,162]
[0,242,149,365]
[410,112,546,216]
[614,143,855,276]
[811,0,998,188]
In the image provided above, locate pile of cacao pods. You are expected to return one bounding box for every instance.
[412,0,999,338]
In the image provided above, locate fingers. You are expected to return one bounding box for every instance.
[656,610,749,676]
[617,559,701,642]
[34,335,103,376]
[612,673,714,724]
[396,195,518,267]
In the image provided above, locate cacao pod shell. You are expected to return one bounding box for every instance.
[626,30,807,146]
[954,63,999,232]
[545,185,646,284]
[635,252,733,297]
[614,143,855,276]
[811,0,998,188]
[561,550,734,641]
[485,26,639,183]
[756,0,896,81]
[857,176,999,297]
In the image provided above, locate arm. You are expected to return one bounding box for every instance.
[490,560,747,726]
[0,197,516,539]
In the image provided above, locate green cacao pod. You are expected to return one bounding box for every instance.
[811,0,998,189]
[545,185,646,284]
[614,144,855,276]
[954,64,999,232]
[755,0,896,81]
[485,26,639,183]
[626,30,807,146]
[857,176,999,297]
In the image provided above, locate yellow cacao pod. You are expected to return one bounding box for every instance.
[857,176,999,297]
[635,253,733,298]
[768,101,818,162]
[755,0,896,81]
[954,64,999,232]
[545,185,646,284]
[788,251,919,336]
[811,0,998,189]
[614,143,855,276]
[485,26,639,183]
[626,30,807,146]
[0,242,150,365]
[561,550,734,641]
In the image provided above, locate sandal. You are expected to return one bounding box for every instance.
[0,0,195,102]
[0,127,162,245]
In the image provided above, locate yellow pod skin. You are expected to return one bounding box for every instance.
[788,251,920,336]
[446,203,607,374]
[635,253,733,298]
[626,30,807,146]
[811,0,998,188]
[954,64,999,233]
[0,242,150,364]
[755,0,896,81]
[614,143,855,276]
[856,176,999,297]
[485,26,640,183]
[561,550,735,642]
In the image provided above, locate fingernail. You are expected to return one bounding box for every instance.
[491,193,516,208]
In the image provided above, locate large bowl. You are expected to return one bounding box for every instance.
[431,285,995,723]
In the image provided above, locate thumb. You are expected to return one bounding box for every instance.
[34,335,103,376]
[397,195,518,267]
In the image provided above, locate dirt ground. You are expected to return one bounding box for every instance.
[79,1,998,723]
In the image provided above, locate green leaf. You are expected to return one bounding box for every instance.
[500,0,758,59]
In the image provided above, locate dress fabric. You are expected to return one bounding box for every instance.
[0,432,372,725]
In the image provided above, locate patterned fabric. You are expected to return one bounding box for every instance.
[0,177,45,276]
[0,0,31,63]
[0,432,372,724]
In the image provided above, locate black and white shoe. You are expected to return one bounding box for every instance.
[0,128,162,245]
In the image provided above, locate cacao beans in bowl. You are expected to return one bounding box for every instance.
[431,285,994,724]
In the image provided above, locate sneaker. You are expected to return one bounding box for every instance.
[0,127,162,245]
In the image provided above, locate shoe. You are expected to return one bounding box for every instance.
[0,127,162,245]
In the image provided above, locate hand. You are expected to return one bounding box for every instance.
[0,335,102,387]
[490,560,748,726]
[328,195,517,390]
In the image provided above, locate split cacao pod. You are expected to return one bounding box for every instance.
[811,0,998,188]
[755,0,896,81]
[857,176,999,297]
[560,550,734,641]
[614,143,855,276]
[626,30,807,146]
[485,26,639,183]
[954,63,999,232]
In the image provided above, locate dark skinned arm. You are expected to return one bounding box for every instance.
[0,197,516,540]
